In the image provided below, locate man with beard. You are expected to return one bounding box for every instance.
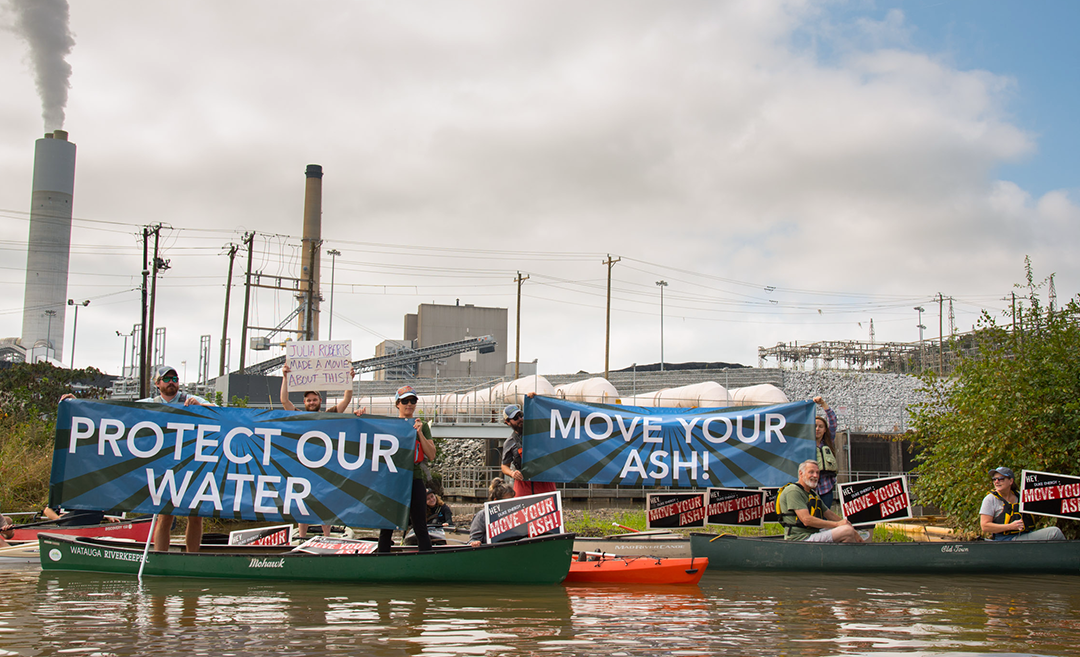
[61,366,213,552]
[278,362,355,540]
[777,460,864,543]
[140,365,213,552]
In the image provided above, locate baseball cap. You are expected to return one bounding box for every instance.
[989,467,1015,479]
[394,385,418,403]
[502,404,523,422]
[153,365,178,382]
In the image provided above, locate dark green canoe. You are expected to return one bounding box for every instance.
[690,533,1080,575]
[39,532,575,584]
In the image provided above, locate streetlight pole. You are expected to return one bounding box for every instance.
[656,280,668,371]
[326,249,341,340]
[117,330,131,378]
[43,309,57,361]
[914,305,926,372]
[67,299,90,369]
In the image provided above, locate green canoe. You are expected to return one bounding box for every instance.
[690,533,1080,575]
[39,532,575,584]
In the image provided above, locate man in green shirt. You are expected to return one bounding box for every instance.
[777,460,864,542]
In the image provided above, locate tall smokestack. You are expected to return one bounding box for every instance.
[21,130,77,362]
[298,164,322,340]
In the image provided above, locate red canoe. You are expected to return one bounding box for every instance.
[10,517,153,542]
[564,552,708,585]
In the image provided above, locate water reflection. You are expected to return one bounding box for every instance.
[0,566,1075,656]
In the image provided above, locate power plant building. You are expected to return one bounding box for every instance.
[375,302,508,380]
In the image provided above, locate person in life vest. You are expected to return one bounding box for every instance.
[978,467,1065,541]
[500,396,557,498]
[777,460,865,542]
[812,396,840,510]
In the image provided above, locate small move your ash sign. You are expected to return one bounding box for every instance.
[1021,470,1080,520]
[485,491,564,544]
[706,488,765,527]
[646,492,706,530]
[837,475,912,525]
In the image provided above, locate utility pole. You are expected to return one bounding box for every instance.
[326,248,341,340]
[146,225,169,377]
[239,231,255,371]
[938,293,944,375]
[603,255,620,379]
[219,242,239,376]
[139,226,150,398]
[656,280,668,371]
[514,271,529,379]
[914,305,925,373]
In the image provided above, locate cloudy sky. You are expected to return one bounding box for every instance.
[1,0,1077,381]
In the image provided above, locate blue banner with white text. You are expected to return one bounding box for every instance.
[522,397,815,488]
[51,399,416,529]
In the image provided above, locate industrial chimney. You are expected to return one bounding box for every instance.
[298,164,322,340]
[21,130,76,363]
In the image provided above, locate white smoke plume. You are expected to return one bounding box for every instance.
[10,0,75,131]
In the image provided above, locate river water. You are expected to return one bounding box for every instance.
[0,564,1076,656]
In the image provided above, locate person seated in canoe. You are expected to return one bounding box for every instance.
[777,460,865,543]
[425,488,452,528]
[979,467,1065,541]
[404,488,453,546]
[377,386,437,553]
[469,478,516,547]
[280,363,355,541]
[0,514,13,546]
[42,507,111,526]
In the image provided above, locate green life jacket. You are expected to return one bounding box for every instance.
[991,490,1035,535]
[776,483,827,530]
[816,444,839,474]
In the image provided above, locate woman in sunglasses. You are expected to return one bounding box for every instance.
[377,385,437,553]
[979,467,1064,541]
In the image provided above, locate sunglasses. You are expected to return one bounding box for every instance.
[400,398,418,404]
[991,476,1008,482]
[160,376,179,383]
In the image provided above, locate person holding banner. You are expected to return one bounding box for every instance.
[279,363,355,414]
[280,363,355,541]
[377,386,437,553]
[501,401,557,498]
[813,396,840,511]
[979,467,1065,541]
[778,460,864,543]
[141,365,213,552]
[468,478,516,547]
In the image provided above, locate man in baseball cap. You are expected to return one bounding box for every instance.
[499,395,555,497]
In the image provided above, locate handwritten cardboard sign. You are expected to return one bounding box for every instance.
[291,536,379,555]
[228,524,293,547]
[1021,470,1080,520]
[646,492,707,530]
[837,475,912,525]
[706,488,765,527]
[485,491,564,544]
[285,340,353,392]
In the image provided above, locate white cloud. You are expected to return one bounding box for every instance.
[1,0,1076,378]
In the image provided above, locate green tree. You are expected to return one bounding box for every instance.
[0,362,109,513]
[907,261,1080,538]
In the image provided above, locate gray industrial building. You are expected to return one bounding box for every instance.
[375,302,508,381]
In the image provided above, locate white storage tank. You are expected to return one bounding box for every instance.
[730,384,789,406]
